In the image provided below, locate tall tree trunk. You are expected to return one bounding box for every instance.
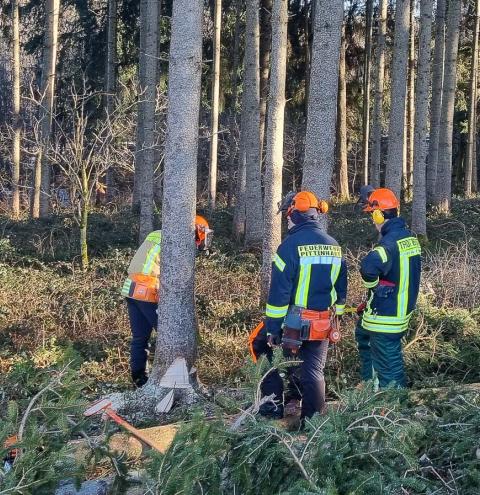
[138,0,160,243]
[32,0,60,218]
[208,0,222,209]
[411,0,433,237]
[406,0,415,199]
[261,0,288,303]
[362,0,374,185]
[370,0,388,189]
[385,0,410,199]
[336,26,349,199]
[434,0,461,212]
[465,0,480,197]
[426,0,446,202]
[302,0,343,229]
[244,0,264,247]
[227,0,242,208]
[133,0,148,208]
[150,0,203,380]
[11,0,21,218]
[105,0,117,202]
[259,0,272,160]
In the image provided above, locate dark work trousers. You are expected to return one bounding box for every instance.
[355,323,406,388]
[252,332,329,418]
[126,298,158,377]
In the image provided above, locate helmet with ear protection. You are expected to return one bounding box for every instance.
[287,191,329,216]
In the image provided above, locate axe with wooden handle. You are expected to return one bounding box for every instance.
[84,399,161,452]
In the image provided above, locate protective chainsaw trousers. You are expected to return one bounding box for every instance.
[126,298,158,377]
[252,332,329,419]
[355,323,406,388]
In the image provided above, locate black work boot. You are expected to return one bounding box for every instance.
[132,371,148,388]
[259,402,284,420]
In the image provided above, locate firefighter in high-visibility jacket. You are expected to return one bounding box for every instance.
[121,215,212,387]
[356,187,421,388]
[250,191,348,419]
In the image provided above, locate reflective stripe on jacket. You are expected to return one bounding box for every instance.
[265,220,348,335]
[360,217,421,333]
[121,230,162,299]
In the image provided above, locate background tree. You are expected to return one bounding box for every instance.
[11,0,21,218]
[465,0,480,197]
[406,0,415,198]
[32,0,60,218]
[411,0,433,238]
[426,0,446,203]
[208,0,222,210]
[104,0,117,203]
[370,0,388,189]
[434,0,462,212]
[243,0,264,247]
[151,0,204,379]
[362,0,374,185]
[261,0,288,302]
[336,24,349,199]
[385,0,410,199]
[138,0,160,243]
[302,0,343,224]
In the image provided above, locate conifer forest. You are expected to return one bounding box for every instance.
[1,0,480,493]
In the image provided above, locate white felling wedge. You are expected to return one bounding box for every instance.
[159,357,191,389]
[155,389,175,413]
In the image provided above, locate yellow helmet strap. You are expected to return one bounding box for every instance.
[372,209,385,225]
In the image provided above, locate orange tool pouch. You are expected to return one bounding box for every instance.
[129,274,159,303]
[248,321,265,363]
[301,309,341,344]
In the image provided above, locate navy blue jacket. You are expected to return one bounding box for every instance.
[265,220,348,335]
[360,217,421,333]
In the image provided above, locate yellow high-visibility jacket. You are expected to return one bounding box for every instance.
[121,231,161,301]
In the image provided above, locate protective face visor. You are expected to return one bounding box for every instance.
[277,191,296,216]
[195,225,214,252]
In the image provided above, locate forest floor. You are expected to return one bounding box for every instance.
[1,198,480,493]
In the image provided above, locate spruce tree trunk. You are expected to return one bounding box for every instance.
[411,0,433,238]
[32,0,60,218]
[261,0,288,303]
[434,0,461,212]
[244,0,264,247]
[465,0,480,197]
[426,0,446,202]
[370,0,388,189]
[11,0,21,218]
[80,166,89,270]
[150,0,203,380]
[302,0,343,225]
[227,0,241,208]
[105,0,117,202]
[208,0,222,209]
[406,0,415,199]
[336,26,349,200]
[259,0,272,160]
[133,0,148,208]
[385,0,410,200]
[138,0,160,243]
[362,0,374,185]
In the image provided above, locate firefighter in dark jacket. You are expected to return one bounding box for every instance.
[250,191,348,419]
[356,187,421,388]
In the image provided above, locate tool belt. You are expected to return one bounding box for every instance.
[129,274,159,303]
[282,305,340,354]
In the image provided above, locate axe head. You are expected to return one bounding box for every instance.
[84,398,112,417]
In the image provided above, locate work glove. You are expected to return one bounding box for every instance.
[267,330,282,347]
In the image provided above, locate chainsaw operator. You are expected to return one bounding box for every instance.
[355,186,421,388]
[121,215,213,388]
[250,191,347,419]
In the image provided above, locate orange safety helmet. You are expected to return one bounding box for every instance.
[362,188,399,212]
[195,215,212,250]
[286,191,329,216]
